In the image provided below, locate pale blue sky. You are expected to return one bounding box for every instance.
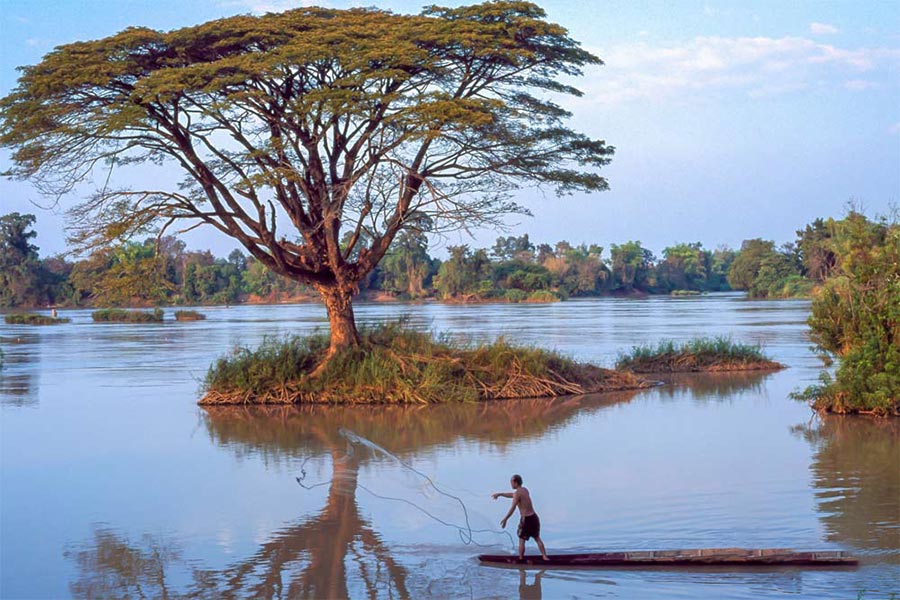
[1,0,898,258]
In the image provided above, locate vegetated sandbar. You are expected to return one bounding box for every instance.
[174,310,206,321]
[616,337,785,374]
[4,313,70,325]
[91,308,164,323]
[199,324,652,405]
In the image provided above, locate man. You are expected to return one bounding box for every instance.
[492,474,549,561]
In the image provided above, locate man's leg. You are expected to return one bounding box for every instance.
[518,537,526,559]
[534,535,549,560]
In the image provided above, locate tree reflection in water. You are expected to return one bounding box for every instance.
[0,334,39,406]
[68,445,407,599]
[64,392,639,599]
[793,417,900,560]
[65,529,182,599]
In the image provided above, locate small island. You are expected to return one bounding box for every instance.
[92,308,164,323]
[4,312,70,325]
[199,323,651,405]
[616,337,785,373]
[174,310,206,321]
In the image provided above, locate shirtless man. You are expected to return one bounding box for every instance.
[492,474,549,561]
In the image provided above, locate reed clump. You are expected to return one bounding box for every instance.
[174,310,206,321]
[616,337,784,373]
[200,322,648,405]
[91,308,164,323]
[4,313,71,325]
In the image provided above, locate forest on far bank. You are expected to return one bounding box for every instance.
[0,211,878,309]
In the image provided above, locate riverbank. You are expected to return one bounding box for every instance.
[199,323,651,405]
[793,379,900,417]
[1,287,743,311]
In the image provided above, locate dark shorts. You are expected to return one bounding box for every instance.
[517,514,540,540]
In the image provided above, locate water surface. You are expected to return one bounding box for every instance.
[1,294,897,598]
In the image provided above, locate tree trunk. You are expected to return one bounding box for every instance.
[317,284,360,357]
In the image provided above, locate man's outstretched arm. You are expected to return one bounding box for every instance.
[500,492,519,528]
[491,492,514,500]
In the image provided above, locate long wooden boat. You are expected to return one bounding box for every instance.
[478,548,858,568]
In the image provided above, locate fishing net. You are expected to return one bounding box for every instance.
[296,427,516,551]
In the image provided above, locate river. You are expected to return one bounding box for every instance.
[1,293,897,599]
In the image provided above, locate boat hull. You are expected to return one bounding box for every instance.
[478,548,858,568]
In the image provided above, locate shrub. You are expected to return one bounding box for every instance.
[766,274,815,298]
[503,289,527,303]
[525,290,562,303]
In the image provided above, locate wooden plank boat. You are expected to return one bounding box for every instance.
[478,548,858,568]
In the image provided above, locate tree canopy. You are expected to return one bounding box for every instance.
[0,1,613,350]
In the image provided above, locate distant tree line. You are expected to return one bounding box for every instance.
[0,211,877,308]
[428,236,737,302]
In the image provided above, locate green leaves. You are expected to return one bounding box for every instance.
[1,1,612,302]
[802,213,899,415]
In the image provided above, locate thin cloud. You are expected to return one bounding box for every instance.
[578,35,900,106]
[844,79,878,91]
[810,22,840,35]
[218,0,325,14]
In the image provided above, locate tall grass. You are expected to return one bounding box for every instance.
[616,336,783,373]
[201,322,646,405]
[92,308,164,323]
[5,313,71,325]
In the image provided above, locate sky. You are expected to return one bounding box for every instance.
[1,0,898,259]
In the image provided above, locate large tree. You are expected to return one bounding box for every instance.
[0,1,612,356]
